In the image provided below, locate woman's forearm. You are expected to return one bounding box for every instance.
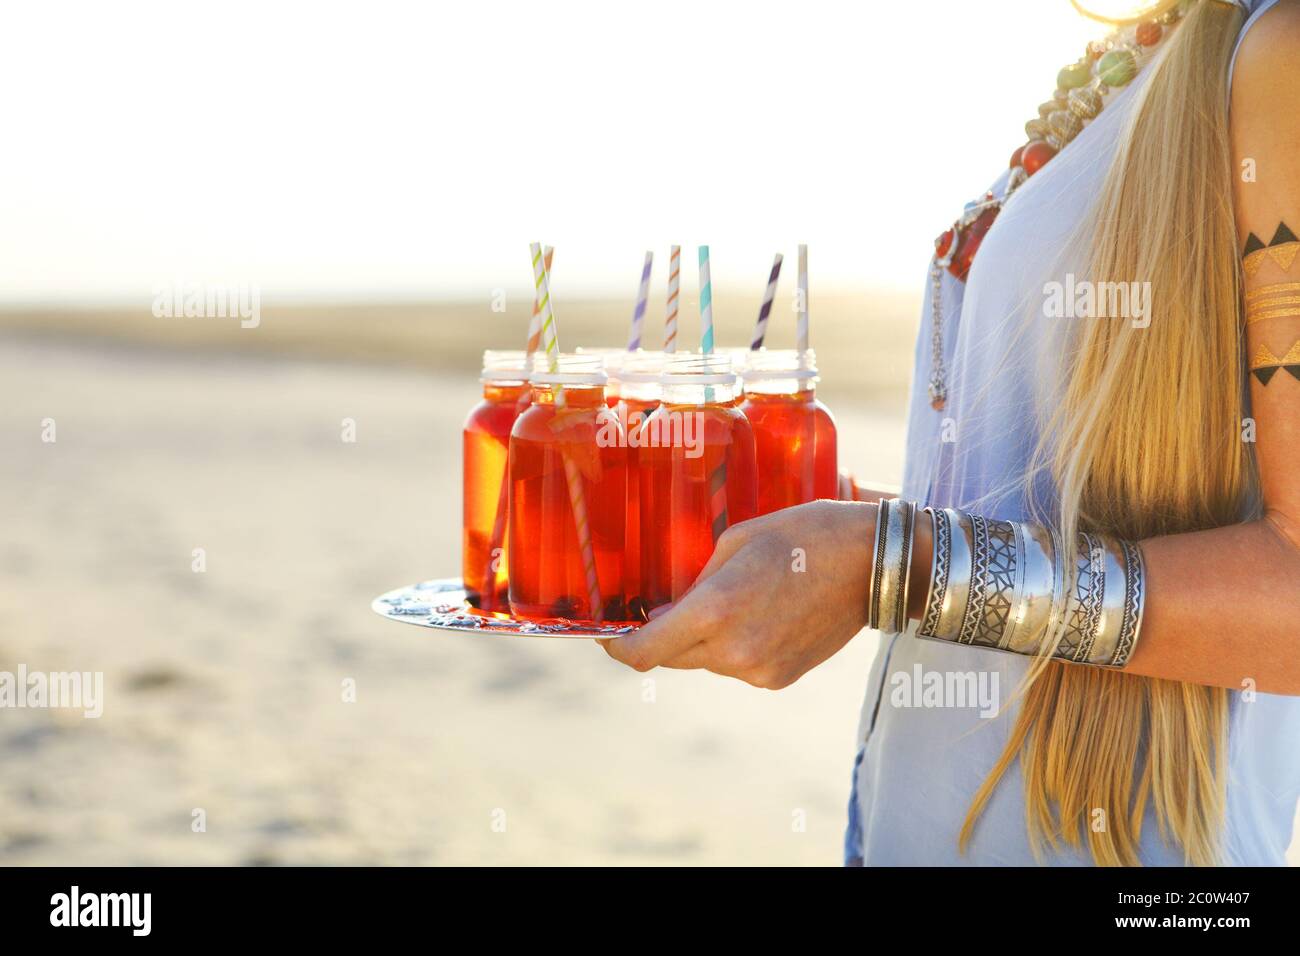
[893,504,1300,694]
[1125,515,1300,694]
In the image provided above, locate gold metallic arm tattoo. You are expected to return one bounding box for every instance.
[1250,340,1300,386]
[1243,222,1300,279]
[1243,224,1300,324]
[1246,285,1300,324]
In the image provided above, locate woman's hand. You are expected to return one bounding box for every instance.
[601,500,877,689]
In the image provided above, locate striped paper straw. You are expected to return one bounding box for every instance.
[483,248,553,600]
[626,251,653,351]
[525,246,554,355]
[698,245,728,544]
[530,242,603,622]
[709,456,730,545]
[749,252,784,350]
[664,245,681,352]
[699,245,715,355]
[797,243,810,353]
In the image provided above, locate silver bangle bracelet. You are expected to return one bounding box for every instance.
[919,508,975,643]
[957,512,1019,649]
[1112,538,1146,668]
[918,507,946,639]
[893,500,917,634]
[1058,532,1102,663]
[1088,534,1147,668]
[1069,533,1108,664]
[1085,535,1126,666]
[944,510,975,642]
[867,499,891,631]
[1005,520,1057,657]
[910,509,1146,669]
[873,499,914,635]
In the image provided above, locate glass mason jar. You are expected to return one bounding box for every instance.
[740,348,838,516]
[462,349,530,611]
[637,352,757,613]
[617,351,665,620]
[508,353,629,622]
[576,347,627,409]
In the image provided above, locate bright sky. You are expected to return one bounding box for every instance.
[0,0,1101,304]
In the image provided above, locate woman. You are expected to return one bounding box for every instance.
[604,0,1300,866]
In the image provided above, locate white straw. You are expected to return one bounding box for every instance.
[797,243,810,352]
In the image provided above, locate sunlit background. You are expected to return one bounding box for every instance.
[4,1,1293,867]
[1,0,1097,303]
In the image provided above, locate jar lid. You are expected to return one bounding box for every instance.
[741,348,820,382]
[618,350,666,384]
[529,352,608,386]
[660,351,737,387]
[480,349,529,381]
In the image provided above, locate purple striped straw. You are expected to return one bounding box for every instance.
[749,252,784,350]
[626,251,653,351]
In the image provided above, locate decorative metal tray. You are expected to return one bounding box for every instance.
[371,578,640,639]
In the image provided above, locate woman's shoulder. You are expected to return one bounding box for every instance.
[1232,0,1300,105]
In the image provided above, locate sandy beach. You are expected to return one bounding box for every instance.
[0,314,906,865]
[3,304,1294,866]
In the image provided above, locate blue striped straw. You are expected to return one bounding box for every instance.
[699,245,715,402]
[698,244,727,542]
[699,245,714,354]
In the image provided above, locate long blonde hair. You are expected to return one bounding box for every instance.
[960,0,1253,866]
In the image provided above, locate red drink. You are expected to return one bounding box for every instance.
[616,351,664,620]
[508,354,628,622]
[462,350,529,611]
[740,349,838,516]
[637,354,757,611]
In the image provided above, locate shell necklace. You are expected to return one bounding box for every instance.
[925,0,1189,411]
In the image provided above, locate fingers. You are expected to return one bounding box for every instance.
[603,605,724,672]
[602,575,726,672]
[600,514,789,675]
[654,643,715,670]
[601,617,704,672]
[687,518,755,590]
[595,602,672,655]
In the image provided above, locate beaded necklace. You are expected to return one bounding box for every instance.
[925,1,1190,411]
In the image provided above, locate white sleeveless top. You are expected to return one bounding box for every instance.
[849,0,1299,866]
